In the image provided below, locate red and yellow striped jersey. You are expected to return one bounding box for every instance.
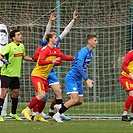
[31,45,61,80]
[121,50,133,78]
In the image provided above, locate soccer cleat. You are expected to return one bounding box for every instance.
[22,109,32,121]
[10,113,22,121]
[31,115,35,120]
[0,115,4,122]
[41,112,50,119]
[61,114,71,121]
[122,115,130,122]
[130,117,133,121]
[34,115,49,122]
[53,112,63,122]
[49,111,55,117]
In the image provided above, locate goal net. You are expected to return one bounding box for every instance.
[0,0,133,119]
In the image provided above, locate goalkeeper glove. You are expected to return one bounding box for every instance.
[0,58,10,65]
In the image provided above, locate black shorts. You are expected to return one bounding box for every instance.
[1,76,20,89]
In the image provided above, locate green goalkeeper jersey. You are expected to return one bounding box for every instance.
[0,42,26,77]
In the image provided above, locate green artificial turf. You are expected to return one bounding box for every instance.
[0,119,133,133]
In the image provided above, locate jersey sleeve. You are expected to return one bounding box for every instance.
[60,54,74,61]
[59,19,75,40]
[77,59,89,81]
[38,47,52,65]
[76,48,89,80]
[56,47,74,61]
[33,45,41,61]
[122,62,130,74]
[122,51,133,74]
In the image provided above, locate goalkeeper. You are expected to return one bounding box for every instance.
[32,10,78,121]
[0,29,34,122]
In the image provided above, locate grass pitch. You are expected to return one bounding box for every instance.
[0,119,133,133]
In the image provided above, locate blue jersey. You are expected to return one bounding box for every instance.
[67,46,93,80]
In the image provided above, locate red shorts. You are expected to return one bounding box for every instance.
[30,76,49,93]
[120,74,133,93]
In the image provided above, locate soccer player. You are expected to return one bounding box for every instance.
[53,34,98,122]
[32,10,78,120]
[0,24,8,117]
[0,29,34,121]
[32,44,74,120]
[22,32,70,122]
[120,50,133,122]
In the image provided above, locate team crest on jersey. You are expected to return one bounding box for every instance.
[73,87,77,91]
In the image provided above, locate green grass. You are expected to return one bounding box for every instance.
[7,102,124,117]
[3,102,128,133]
[0,119,133,133]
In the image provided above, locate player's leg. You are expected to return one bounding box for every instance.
[32,93,50,119]
[120,75,133,122]
[47,72,62,114]
[50,83,62,111]
[9,77,22,120]
[130,103,133,121]
[71,80,83,107]
[33,99,49,122]
[48,97,56,117]
[40,93,50,119]
[22,76,48,122]
[53,93,79,122]
[22,91,46,121]
[32,80,49,122]
[50,83,71,121]
[53,77,79,122]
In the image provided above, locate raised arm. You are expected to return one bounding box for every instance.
[59,10,78,40]
[42,12,58,42]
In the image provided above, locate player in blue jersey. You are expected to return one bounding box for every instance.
[32,10,78,121]
[53,34,98,122]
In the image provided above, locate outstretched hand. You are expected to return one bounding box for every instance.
[49,12,58,21]
[86,79,93,88]
[73,10,78,20]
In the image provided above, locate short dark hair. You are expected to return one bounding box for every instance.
[10,29,20,41]
[86,34,97,41]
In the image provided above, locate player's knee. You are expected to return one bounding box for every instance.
[71,98,79,105]
[12,90,19,98]
[37,91,46,100]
